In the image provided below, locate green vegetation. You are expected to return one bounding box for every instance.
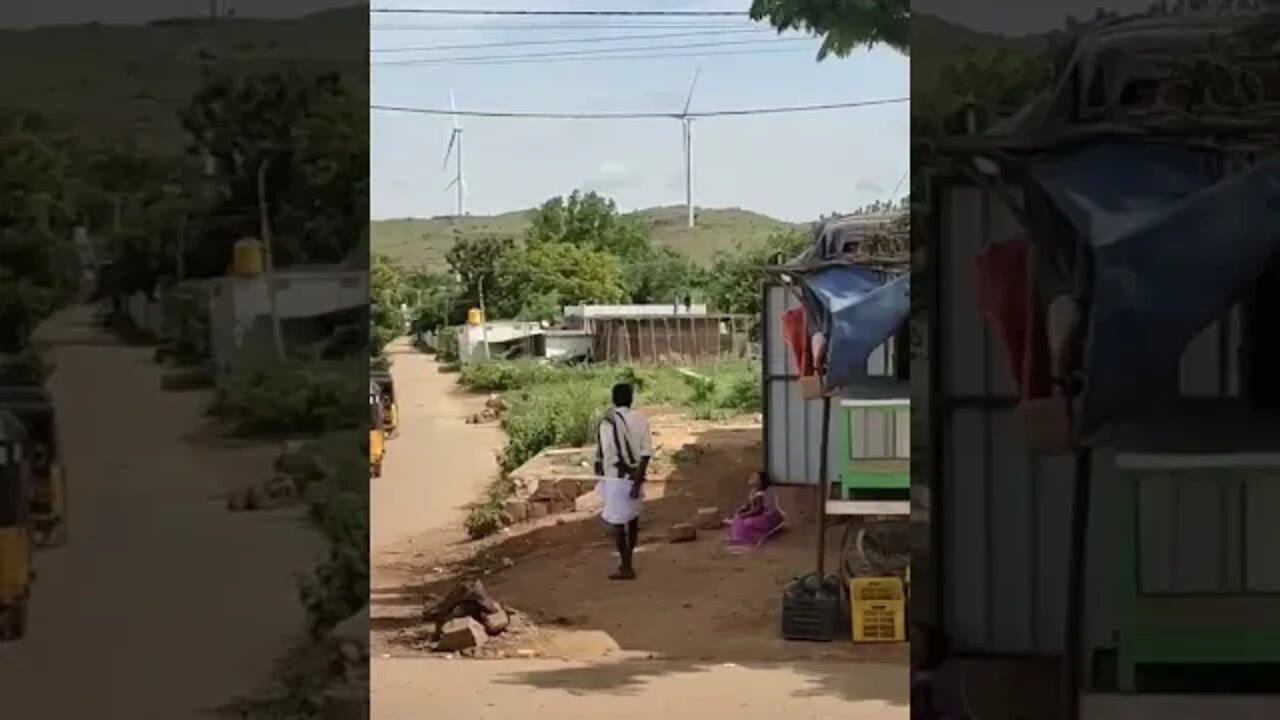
[207,359,366,436]
[299,488,369,637]
[459,360,760,539]
[371,205,801,272]
[750,0,909,57]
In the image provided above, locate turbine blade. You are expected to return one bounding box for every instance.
[683,66,701,115]
[445,177,458,191]
[442,131,456,170]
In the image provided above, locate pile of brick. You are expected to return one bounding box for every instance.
[424,579,512,655]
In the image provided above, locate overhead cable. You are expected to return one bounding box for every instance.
[372,37,810,65]
[370,97,910,119]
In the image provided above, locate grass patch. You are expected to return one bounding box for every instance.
[208,359,367,436]
[458,359,760,540]
[463,475,517,540]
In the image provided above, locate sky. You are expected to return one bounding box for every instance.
[370,1,909,223]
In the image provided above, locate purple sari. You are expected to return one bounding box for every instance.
[726,489,784,546]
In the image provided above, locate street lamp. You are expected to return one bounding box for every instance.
[257,157,285,360]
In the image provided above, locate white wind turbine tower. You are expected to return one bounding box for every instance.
[442,90,467,217]
[675,67,701,229]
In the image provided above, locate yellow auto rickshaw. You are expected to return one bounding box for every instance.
[0,410,33,640]
[371,370,399,439]
[0,387,67,548]
[369,381,385,478]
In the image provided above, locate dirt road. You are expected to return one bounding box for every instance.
[371,341,503,555]
[373,657,907,719]
[0,307,321,718]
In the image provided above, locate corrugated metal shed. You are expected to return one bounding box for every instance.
[929,180,1256,658]
[761,281,902,486]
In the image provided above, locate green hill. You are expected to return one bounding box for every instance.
[371,206,804,270]
[0,7,366,151]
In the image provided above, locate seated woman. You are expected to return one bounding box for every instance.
[725,471,785,547]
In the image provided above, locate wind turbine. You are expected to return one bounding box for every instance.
[676,68,701,229]
[442,90,466,217]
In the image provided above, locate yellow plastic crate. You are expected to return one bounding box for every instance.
[850,577,905,643]
[850,576,905,601]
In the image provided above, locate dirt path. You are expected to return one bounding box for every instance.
[371,340,503,560]
[0,306,322,718]
[372,657,908,719]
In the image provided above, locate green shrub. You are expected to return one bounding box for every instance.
[210,359,366,436]
[499,382,603,472]
[463,475,516,540]
[719,373,762,411]
[459,360,585,393]
[299,487,368,637]
[436,326,459,363]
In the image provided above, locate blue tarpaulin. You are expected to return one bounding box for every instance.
[1026,143,1280,429]
[792,266,910,392]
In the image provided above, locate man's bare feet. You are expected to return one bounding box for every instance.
[609,567,637,580]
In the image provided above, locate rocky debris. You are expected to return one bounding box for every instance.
[668,523,697,543]
[276,439,321,476]
[226,475,304,511]
[693,507,722,530]
[435,617,489,652]
[225,485,261,512]
[466,396,508,424]
[503,500,529,523]
[480,607,511,635]
[264,474,299,499]
[424,579,513,652]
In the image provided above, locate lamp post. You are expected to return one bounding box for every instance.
[257,157,285,360]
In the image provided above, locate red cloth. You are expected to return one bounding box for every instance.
[781,306,815,376]
[973,236,1051,400]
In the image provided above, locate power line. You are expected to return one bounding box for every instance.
[371,7,748,17]
[372,37,810,66]
[371,28,772,53]
[375,45,811,67]
[370,97,908,120]
[371,22,759,31]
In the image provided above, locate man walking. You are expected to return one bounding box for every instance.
[594,382,652,580]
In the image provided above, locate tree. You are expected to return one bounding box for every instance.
[0,121,81,348]
[750,0,908,58]
[445,234,515,317]
[937,47,1054,119]
[370,254,404,359]
[492,241,627,322]
[526,190,648,258]
[703,229,809,316]
[624,245,699,304]
[401,268,459,334]
[179,69,363,276]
